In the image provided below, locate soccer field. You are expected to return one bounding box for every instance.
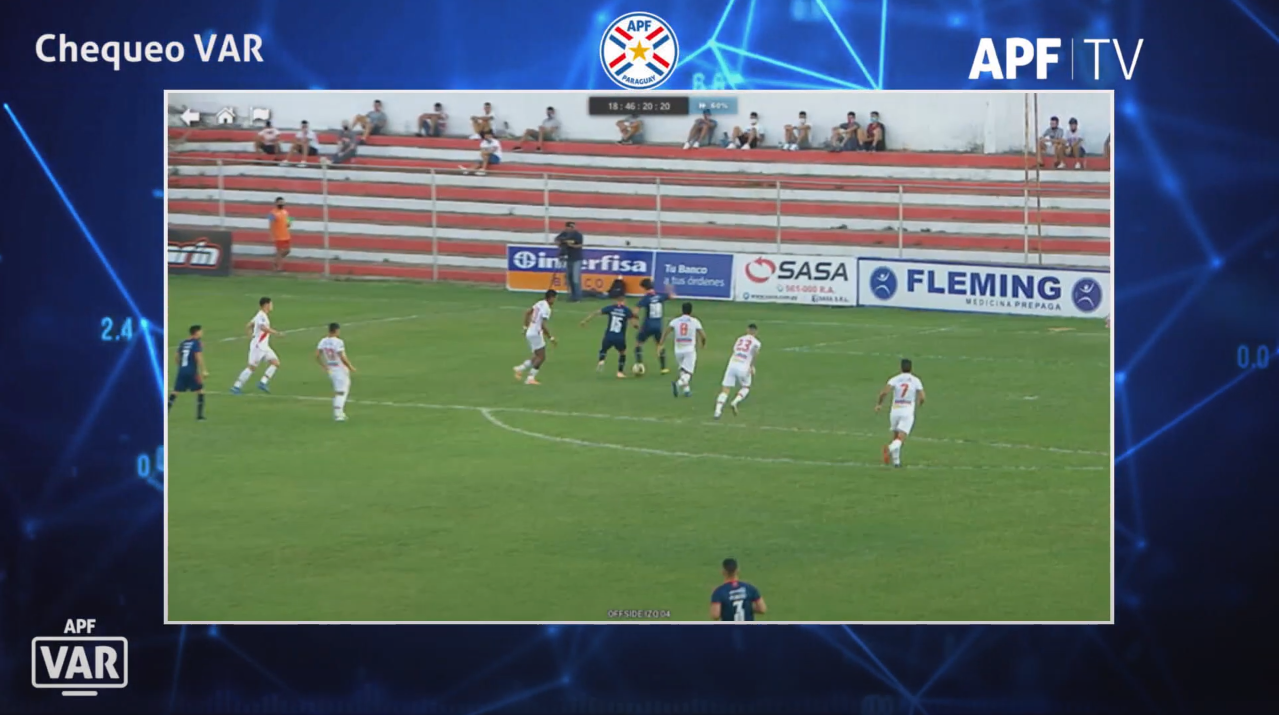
[166,275,1111,622]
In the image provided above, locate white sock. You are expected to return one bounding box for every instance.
[678,373,690,387]
[516,359,532,371]
[234,368,253,388]
[715,393,728,414]
[889,439,902,465]
[731,388,750,406]
[260,364,278,384]
[333,394,343,417]
[526,367,539,383]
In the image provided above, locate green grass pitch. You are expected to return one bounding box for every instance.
[166,275,1111,622]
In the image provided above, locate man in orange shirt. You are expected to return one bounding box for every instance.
[268,196,292,271]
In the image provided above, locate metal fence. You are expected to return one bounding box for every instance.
[167,154,1110,278]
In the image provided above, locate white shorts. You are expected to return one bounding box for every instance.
[248,345,279,368]
[526,333,546,352]
[328,368,351,394]
[676,349,697,375]
[721,362,752,389]
[889,410,916,435]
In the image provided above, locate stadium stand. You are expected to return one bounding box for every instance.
[167,128,1111,281]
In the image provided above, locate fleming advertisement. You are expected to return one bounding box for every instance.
[857,258,1110,318]
[731,254,857,305]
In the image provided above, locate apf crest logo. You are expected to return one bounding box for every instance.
[1071,277,1102,313]
[870,266,898,300]
[600,12,679,90]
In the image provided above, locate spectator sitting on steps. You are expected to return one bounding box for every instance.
[459,129,502,176]
[352,99,387,142]
[255,120,280,157]
[470,102,496,139]
[617,113,644,144]
[286,120,321,167]
[327,120,359,165]
[782,111,810,151]
[860,111,885,151]
[727,112,764,150]
[513,107,561,152]
[1039,116,1066,168]
[829,112,859,152]
[1062,118,1086,169]
[682,110,717,149]
[417,103,448,137]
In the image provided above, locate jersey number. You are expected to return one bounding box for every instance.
[180,345,192,367]
[678,323,689,336]
[323,348,338,363]
[732,600,746,621]
[900,383,909,397]
[609,315,624,332]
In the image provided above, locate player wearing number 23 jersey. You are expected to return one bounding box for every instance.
[710,558,766,621]
[876,358,926,468]
[580,298,637,378]
[715,323,761,419]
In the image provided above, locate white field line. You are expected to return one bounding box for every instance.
[215,393,1108,459]
[215,314,421,343]
[782,326,956,352]
[790,347,1109,366]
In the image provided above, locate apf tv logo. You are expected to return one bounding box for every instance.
[600,12,679,90]
[31,619,128,696]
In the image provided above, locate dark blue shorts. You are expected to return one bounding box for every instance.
[173,372,203,393]
[636,323,663,343]
[601,334,627,352]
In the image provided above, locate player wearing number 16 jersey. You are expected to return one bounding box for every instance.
[715,324,761,419]
[659,302,705,397]
[875,359,926,467]
[580,297,637,378]
[316,323,356,422]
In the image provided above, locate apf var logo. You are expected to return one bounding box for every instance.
[32,619,128,696]
[600,12,679,90]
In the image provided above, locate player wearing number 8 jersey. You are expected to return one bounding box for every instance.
[659,302,706,398]
[715,324,760,419]
[875,358,926,467]
[710,558,766,622]
[316,323,356,422]
[580,297,637,378]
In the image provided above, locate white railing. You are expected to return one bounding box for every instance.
[169,155,1109,277]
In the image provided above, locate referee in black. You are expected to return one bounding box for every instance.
[554,221,584,302]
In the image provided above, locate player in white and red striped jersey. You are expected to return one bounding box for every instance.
[231,296,284,395]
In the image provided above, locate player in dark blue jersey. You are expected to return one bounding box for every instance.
[710,558,766,622]
[634,278,674,375]
[168,325,208,420]
[580,297,638,378]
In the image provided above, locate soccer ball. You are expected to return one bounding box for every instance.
[632,363,646,377]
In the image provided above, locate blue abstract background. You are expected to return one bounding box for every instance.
[3,0,1278,712]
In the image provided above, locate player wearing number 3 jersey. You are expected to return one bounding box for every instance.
[710,558,766,622]
[715,323,760,419]
[875,358,926,468]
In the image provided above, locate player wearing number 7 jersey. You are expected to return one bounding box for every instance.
[316,323,356,422]
[875,358,926,467]
[710,558,766,621]
[580,297,637,378]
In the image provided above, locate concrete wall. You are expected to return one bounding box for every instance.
[169,91,1111,154]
